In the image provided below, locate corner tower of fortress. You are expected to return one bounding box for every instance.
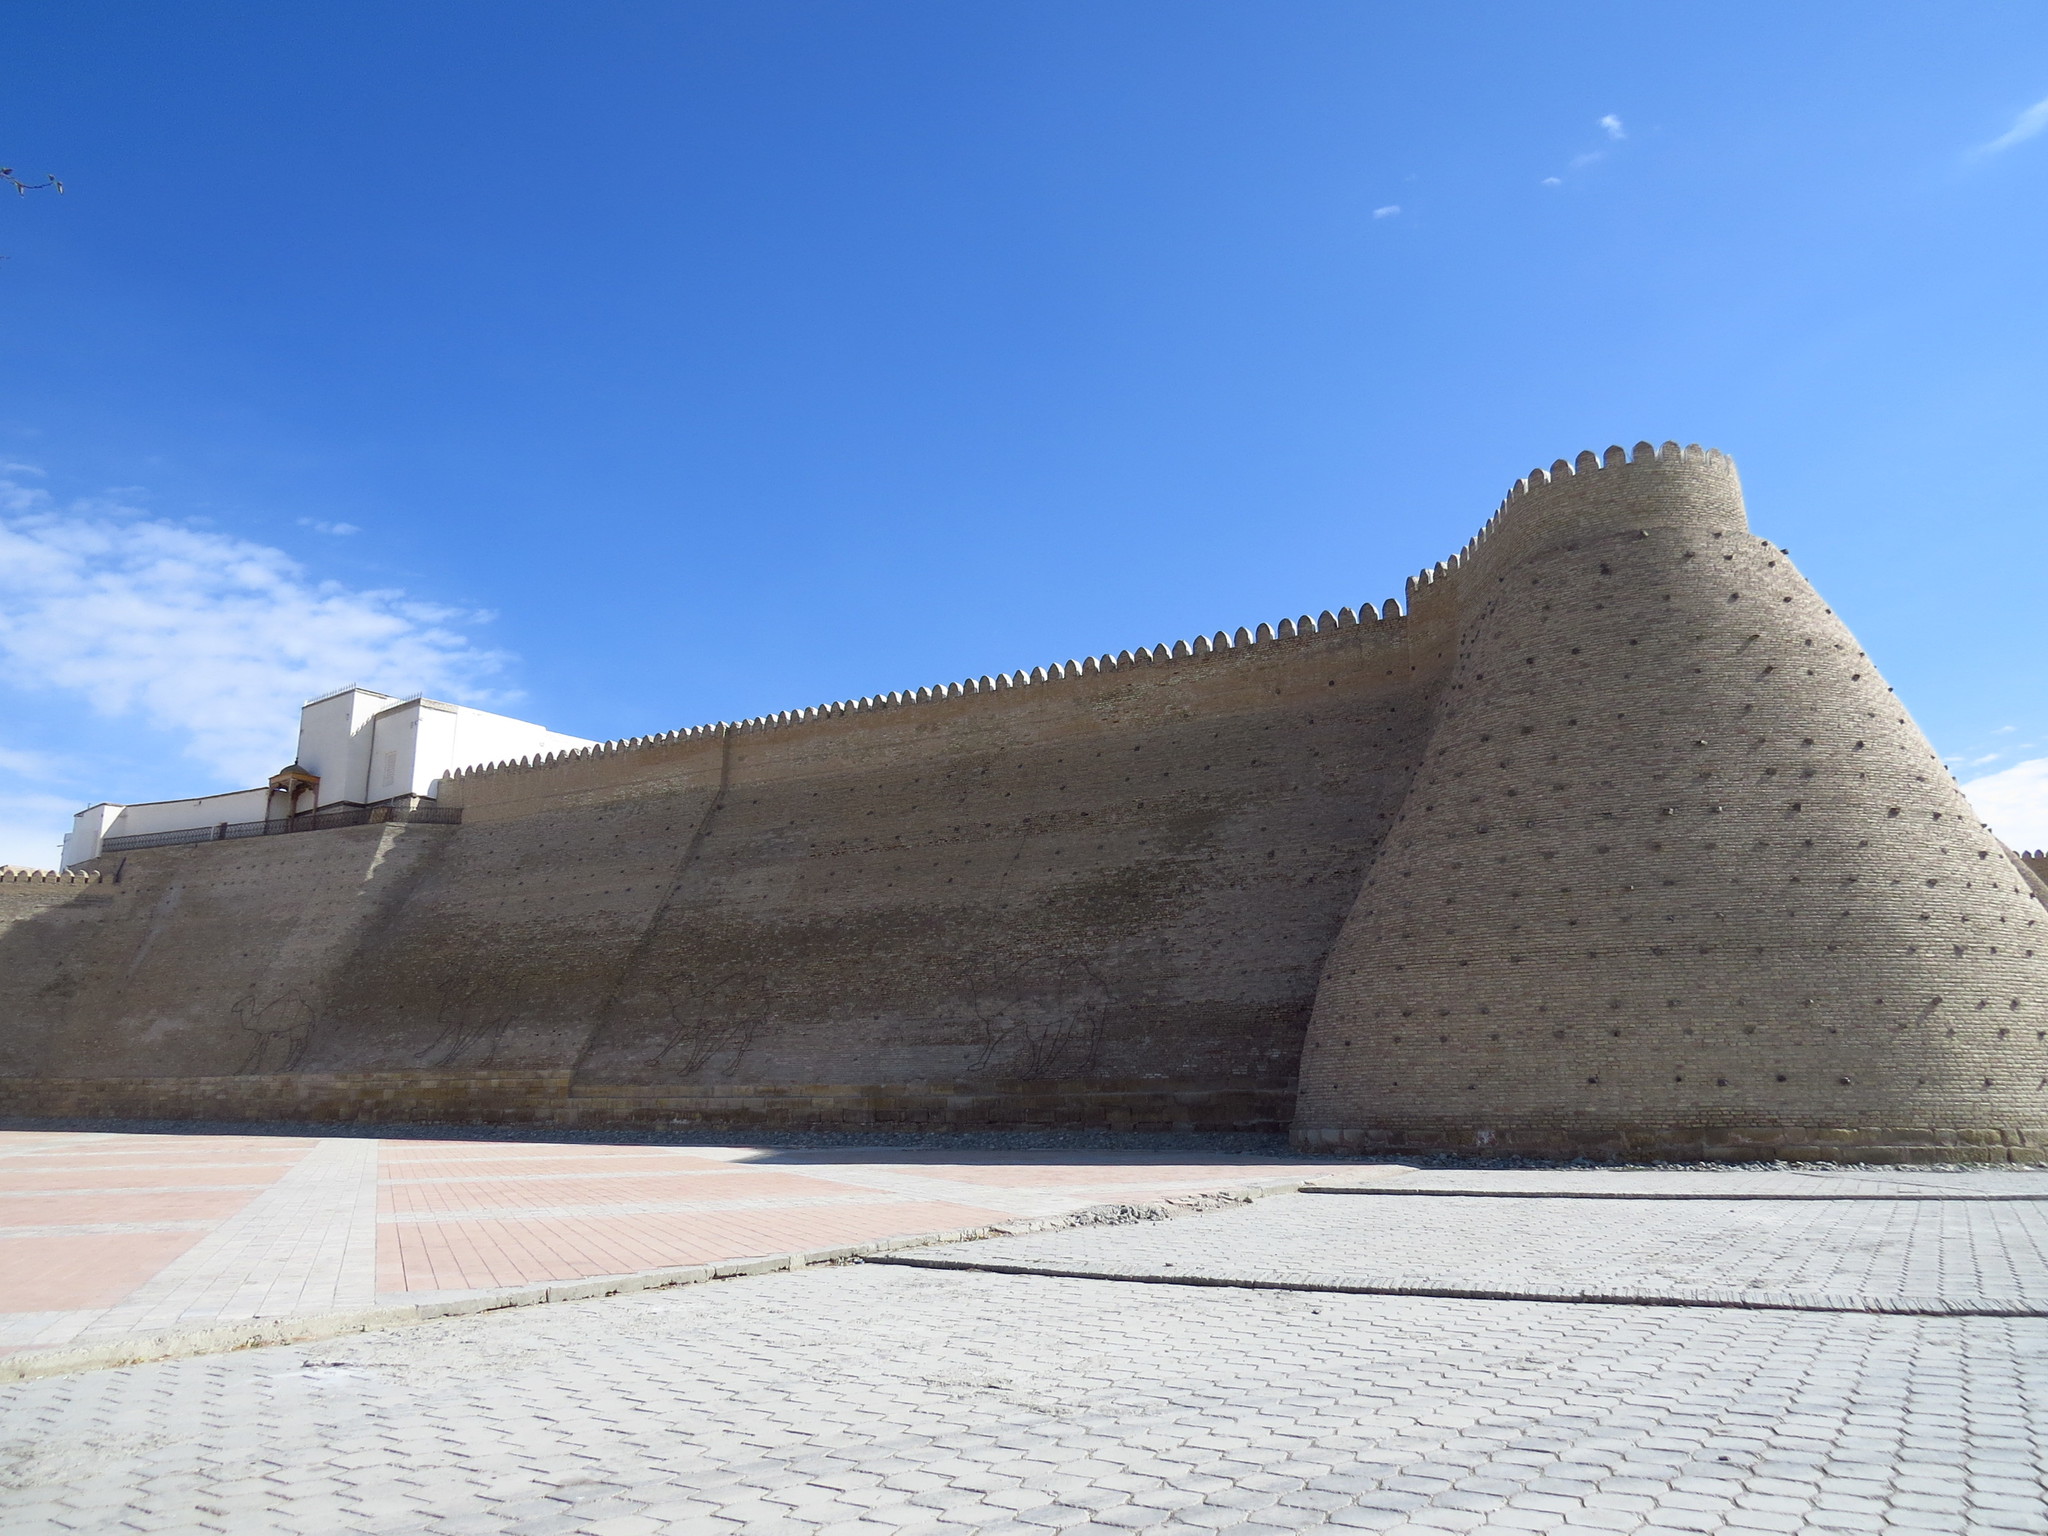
[1295,442,2048,1160]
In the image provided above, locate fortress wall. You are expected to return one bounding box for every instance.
[302,609,1452,1128]
[1296,443,2048,1161]
[0,826,457,1084]
[0,872,130,1078]
[0,868,116,924]
[15,439,2043,1155]
[2,600,1454,1131]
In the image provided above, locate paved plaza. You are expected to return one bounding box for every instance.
[1,1147,2044,1535]
[0,1130,1313,1371]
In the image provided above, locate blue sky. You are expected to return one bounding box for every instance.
[4,2,2048,866]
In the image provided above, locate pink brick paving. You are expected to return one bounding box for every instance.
[377,1167,872,1217]
[0,1232,216,1312]
[0,1190,260,1224]
[0,1130,1311,1364]
[379,1202,1018,1293]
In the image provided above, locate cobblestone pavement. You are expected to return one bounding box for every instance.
[2,1177,2043,1535]
[899,1172,2048,1310]
[0,1131,1312,1365]
[1308,1168,2048,1199]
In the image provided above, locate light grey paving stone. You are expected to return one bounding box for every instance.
[0,1212,2040,1536]
[1721,1515,1803,1534]
[874,1188,2048,1313]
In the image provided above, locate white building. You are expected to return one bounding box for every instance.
[63,688,592,869]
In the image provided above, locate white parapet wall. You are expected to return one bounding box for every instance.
[63,689,593,867]
[61,787,277,869]
[298,689,594,808]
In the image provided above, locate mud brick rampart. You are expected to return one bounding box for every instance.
[4,442,2043,1161]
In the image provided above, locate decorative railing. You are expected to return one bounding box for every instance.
[100,803,460,854]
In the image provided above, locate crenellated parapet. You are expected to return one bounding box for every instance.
[0,868,111,885]
[0,866,120,942]
[441,594,1415,785]
[445,443,1740,790]
[1401,440,1739,600]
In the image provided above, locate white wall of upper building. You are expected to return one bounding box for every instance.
[59,787,276,869]
[295,687,593,807]
[62,688,592,868]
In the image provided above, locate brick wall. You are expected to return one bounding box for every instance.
[6,441,2042,1160]
[1295,444,2048,1161]
[0,601,1447,1128]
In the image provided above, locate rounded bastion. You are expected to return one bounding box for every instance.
[1293,442,2048,1162]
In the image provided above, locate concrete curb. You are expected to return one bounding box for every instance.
[863,1253,2048,1318]
[1303,1185,2048,1201]
[0,1177,1307,1384]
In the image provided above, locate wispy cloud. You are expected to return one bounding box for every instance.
[0,745,64,779]
[0,476,511,787]
[1975,95,2048,156]
[1962,756,2048,850]
[1544,114,1629,185]
[1372,204,1401,219]
[297,517,361,536]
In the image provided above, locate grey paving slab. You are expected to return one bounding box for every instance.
[1310,1169,2048,1201]
[882,1187,2048,1312]
[3,1171,2045,1534]
[6,1259,2032,1534]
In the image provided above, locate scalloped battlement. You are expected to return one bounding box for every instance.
[442,595,1415,783]
[0,868,110,884]
[1505,438,1727,502]
[444,441,1739,789]
[1398,441,1742,612]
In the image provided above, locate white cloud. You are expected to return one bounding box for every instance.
[0,744,64,778]
[1546,115,1630,185]
[1962,756,2048,851]
[0,476,511,788]
[1372,205,1401,219]
[297,517,361,536]
[1976,95,2048,156]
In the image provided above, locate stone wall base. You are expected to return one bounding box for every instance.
[17,1078,2036,1161]
[1290,1122,2048,1165]
[0,1073,1295,1134]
